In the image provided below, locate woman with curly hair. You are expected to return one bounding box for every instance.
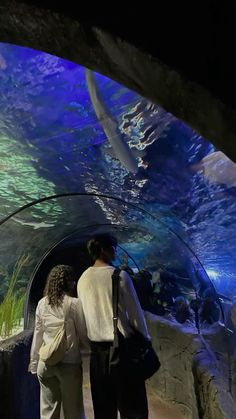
[29,265,88,419]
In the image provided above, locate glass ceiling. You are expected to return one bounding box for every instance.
[0,42,236,304]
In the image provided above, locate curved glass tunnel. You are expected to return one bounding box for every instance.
[15,194,216,329]
[0,41,235,339]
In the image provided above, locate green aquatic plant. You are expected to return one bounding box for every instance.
[0,254,29,339]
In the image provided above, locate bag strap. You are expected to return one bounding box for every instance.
[112,268,121,346]
[64,295,71,321]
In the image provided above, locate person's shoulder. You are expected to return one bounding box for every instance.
[36,296,47,312]
[77,267,92,285]
[65,295,77,302]
[68,296,81,303]
[120,269,130,276]
[38,296,47,306]
[120,269,132,283]
[68,296,81,309]
[79,267,92,278]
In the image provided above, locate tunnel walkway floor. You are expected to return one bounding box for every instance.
[81,355,185,419]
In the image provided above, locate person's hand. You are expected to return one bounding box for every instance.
[28,364,37,375]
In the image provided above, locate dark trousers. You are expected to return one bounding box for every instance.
[90,341,148,419]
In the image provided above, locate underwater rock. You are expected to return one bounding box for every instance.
[145,312,236,419]
[1,317,236,418]
[173,296,195,324]
[0,331,39,419]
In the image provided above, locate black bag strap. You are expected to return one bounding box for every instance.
[112,268,121,346]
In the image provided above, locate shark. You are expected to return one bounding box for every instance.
[85,68,143,174]
[11,216,55,229]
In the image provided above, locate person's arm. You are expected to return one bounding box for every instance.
[72,298,90,351]
[28,303,44,374]
[119,270,151,340]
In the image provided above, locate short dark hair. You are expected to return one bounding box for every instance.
[87,233,117,260]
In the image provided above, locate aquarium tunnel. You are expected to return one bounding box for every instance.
[0,30,236,419]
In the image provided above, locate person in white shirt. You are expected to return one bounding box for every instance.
[29,264,88,419]
[77,234,150,419]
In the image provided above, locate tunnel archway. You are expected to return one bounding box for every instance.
[0,42,234,332]
[0,42,235,419]
[0,191,218,331]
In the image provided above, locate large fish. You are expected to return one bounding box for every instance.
[191,151,236,188]
[11,216,54,229]
[85,68,141,174]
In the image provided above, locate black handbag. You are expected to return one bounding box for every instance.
[109,268,161,380]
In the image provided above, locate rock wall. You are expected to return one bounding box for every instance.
[146,313,199,418]
[1,317,236,419]
[0,331,39,419]
[146,312,236,419]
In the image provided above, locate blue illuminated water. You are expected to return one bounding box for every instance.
[0,42,236,299]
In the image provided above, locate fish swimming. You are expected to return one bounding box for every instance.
[11,216,54,229]
[85,68,141,174]
[191,151,236,188]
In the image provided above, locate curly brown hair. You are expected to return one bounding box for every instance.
[44,265,75,307]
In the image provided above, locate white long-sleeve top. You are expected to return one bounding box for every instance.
[77,266,150,342]
[29,294,88,373]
